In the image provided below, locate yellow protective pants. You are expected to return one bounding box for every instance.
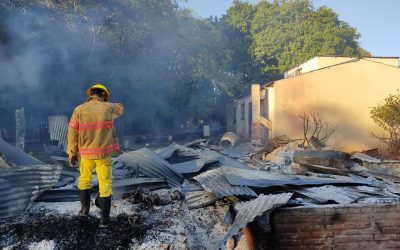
[78,157,112,197]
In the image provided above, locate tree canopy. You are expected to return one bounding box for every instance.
[225,0,369,79]
[0,0,369,136]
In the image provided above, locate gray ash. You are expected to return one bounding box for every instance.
[0,213,149,249]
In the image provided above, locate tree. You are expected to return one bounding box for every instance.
[0,0,240,135]
[225,0,370,80]
[370,91,400,158]
[221,0,266,87]
[299,111,339,149]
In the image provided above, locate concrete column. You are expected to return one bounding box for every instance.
[251,84,261,141]
[267,87,275,138]
[15,107,25,151]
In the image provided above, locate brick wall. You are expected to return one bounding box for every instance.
[255,203,400,249]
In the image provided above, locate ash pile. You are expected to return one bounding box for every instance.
[2,134,400,250]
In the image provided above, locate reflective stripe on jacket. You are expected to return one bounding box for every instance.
[67,97,123,159]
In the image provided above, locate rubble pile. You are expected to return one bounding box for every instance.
[1,135,400,249]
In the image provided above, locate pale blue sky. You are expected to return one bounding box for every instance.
[180,0,399,57]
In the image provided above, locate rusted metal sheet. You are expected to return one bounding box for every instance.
[0,165,62,218]
[48,115,68,152]
[194,168,257,198]
[223,167,372,188]
[116,148,183,187]
[216,193,292,249]
[0,138,43,166]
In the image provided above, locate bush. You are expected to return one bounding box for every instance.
[370,90,400,158]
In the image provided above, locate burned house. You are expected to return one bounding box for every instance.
[227,56,400,151]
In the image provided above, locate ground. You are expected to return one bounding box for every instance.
[0,189,226,250]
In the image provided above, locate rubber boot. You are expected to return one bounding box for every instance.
[78,189,90,217]
[99,196,111,228]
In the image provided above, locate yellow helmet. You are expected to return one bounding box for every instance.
[86,83,110,101]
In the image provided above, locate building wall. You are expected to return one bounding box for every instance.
[284,56,357,78]
[226,95,252,141]
[259,203,400,249]
[272,59,400,151]
[364,57,399,67]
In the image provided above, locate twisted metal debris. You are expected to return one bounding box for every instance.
[216,193,293,249]
[116,148,183,187]
[48,115,69,152]
[194,168,257,198]
[0,138,43,166]
[0,165,62,218]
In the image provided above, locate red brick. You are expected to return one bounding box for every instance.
[333,228,378,236]
[261,204,400,249]
[382,227,400,234]
[374,233,400,241]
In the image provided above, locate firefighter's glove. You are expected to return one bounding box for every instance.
[69,154,79,167]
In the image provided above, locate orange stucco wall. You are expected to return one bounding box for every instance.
[272,59,400,152]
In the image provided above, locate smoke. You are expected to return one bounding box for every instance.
[0,1,233,142]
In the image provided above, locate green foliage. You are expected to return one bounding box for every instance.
[225,0,370,78]
[0,0,240,134]
[370,90,400,157]
[0,0,372,135]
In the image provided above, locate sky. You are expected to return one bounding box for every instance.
[180,0,400,57]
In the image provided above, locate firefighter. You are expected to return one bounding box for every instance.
[67,83,123,227]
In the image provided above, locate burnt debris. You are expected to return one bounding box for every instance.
[2,135,400,249]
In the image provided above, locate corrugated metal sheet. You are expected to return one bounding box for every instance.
[223,167,372,188]
[181,179,204,193]
[36,177,167,202]
[156,143,211,174]
[221,143,251,159]
[185,190,219,209]
[169,158,206,174]
[156,143,200,159]
[293,150,352,169]
[194,168,257,198]
[216,193,292,249]
[201,148,251,169]
[36,189,79,202]
[48,115,68,152]
[112,177,167,192]
[0,165,62,218]
[351,153,381,163]
[0,138,43,166]
[295,185,366,204]
[183,139,207,148]
[181,179,219,209]
[116,148,183,187]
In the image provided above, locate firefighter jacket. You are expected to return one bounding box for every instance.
[67,96,124,159]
